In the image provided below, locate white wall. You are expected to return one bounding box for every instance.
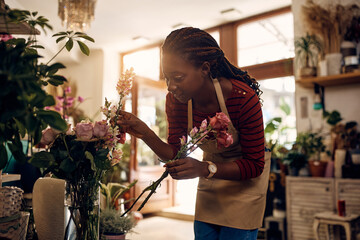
[292,0,360,134]
[59,49,104,121]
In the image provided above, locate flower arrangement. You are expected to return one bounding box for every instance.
[30,68,135,240]
[122,112,233,216]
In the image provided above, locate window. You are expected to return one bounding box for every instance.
[237,11,296,146]
[237,12,294,67]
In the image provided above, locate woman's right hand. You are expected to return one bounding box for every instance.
[116,111,150,139]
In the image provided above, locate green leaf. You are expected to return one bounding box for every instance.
[59,157,76,173]
[14,118,26,138]
[43,95,55,107]
[78,35,95,43]
[56,36,67,44]
[7,142,26,164]
[85,151,96,171]
[32,11,38,17]
[36,110,67,131]
[30,151,55,168]
[47,75,67,86]
[65,38,74,51]
[52,32,67,37]
[77,41,90,56]
[47,63,66,75]
[0,143,8,170]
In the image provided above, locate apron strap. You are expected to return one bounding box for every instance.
[187,99,193,133]
[187,78,235,133]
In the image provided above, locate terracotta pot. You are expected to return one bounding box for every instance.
[309,161,327,177]
[299,67,317,78]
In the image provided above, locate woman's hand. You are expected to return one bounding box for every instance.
[164,157,209,180]
[116,111,150,139]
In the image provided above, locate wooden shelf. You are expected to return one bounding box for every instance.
[1,174,21,183]
[296,71,360,88]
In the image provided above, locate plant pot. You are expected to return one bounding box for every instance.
[102,233,126,239]
[308,161,327,177]
[299,67,317,78]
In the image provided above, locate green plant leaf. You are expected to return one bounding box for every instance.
[85,151,96,171]
[30,151,55,168]
[36,110,67,131]
[14,118,26,138]
[59,157,76,173]
[47,75,67,86]
[0,143,8,170]
[43,95,55,107]
[56,36,67,44]
[7,141,27,164]
[78,35,95,43]
[77,41,90,56]
[65,38,73,51]
[52,32,67,37]
[47,63,66,76]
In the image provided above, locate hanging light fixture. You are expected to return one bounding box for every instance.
[58,0,97,32]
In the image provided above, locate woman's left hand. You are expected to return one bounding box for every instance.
[164,157,208,180]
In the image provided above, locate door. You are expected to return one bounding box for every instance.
[128,76,175,214]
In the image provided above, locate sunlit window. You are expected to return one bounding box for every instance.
[237,12,294,67]
[123,47,160,80]
[261,76,296,147]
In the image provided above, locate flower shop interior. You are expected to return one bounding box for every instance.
[1,0,360,239]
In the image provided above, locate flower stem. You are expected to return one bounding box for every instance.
[121,170,169,217]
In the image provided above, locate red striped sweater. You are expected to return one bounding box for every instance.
[165,79,265,180]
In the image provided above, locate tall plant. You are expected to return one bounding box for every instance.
[295,33,322,68]
[0,4,94,169]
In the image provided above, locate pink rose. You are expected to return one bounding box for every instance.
[75,122,94,140]
[40,128,59,145]
[216,130,233,149]
[180,136,186,146]
[209,112,230,131]
[93,120,109,138]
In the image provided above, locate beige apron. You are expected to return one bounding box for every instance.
[187,78,271,230]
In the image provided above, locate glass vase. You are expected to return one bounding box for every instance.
[64,179,100,240]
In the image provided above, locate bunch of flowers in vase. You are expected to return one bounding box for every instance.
[30,68,135,240]
[122,112,233,216]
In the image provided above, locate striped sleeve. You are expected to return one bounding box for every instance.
[232,82,265,180]
[165,93,188,158]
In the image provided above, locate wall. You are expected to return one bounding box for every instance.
[59,49,104,121]
[292,0,360,134]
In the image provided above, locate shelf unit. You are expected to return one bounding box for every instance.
[296,72,360,88]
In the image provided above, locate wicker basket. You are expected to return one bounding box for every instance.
[0,211,30,240]
[0,186,24,218]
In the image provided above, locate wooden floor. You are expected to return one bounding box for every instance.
[126,214,194,240]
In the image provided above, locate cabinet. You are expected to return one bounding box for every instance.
[286,177,360,240]
[296,72,360,88]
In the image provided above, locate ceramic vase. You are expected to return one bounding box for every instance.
[325,53,342,75]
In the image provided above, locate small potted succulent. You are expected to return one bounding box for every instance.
[100,208,136,240]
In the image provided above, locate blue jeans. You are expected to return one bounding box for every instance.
[194,220,258,240]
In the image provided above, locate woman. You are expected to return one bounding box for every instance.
[117,27,270,240]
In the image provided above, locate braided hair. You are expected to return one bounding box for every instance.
[162,27,262,98]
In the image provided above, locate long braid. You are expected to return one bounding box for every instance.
[162,27,262,98]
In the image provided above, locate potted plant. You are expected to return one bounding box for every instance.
[100,208,136,240]
[0,2,93,176]
[100,181,137,239]
[282,150,307,176]
[296,132,328,177]
[295,33,322,77]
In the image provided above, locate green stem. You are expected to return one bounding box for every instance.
[46,44,66,65]
[121,170,169,217]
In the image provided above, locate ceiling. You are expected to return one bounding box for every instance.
[6,0,291,53]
